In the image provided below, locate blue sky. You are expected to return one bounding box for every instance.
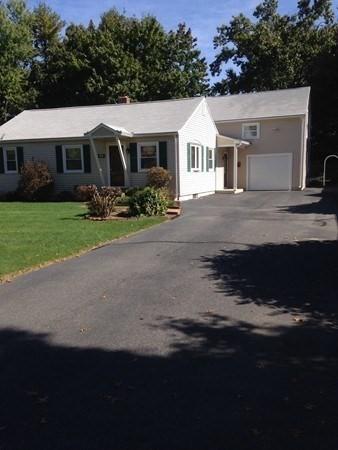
[27,0,338,75]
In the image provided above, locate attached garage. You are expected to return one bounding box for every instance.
[247,153,293,191]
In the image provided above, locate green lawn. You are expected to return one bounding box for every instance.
[0,202,165,280]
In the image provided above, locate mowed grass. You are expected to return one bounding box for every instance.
[0,202,165,280]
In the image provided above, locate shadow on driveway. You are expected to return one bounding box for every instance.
[1,313,338,450]
[202,240,338,323]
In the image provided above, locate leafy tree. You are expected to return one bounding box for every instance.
[29,2,64,107]
[38,10,209,107]
[0,0,35,123]
[211,0,338,173]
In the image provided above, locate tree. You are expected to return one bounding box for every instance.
[0,0,35,123]
[29,2,64,107]
[37,10,209,107]
[211,0,338,173]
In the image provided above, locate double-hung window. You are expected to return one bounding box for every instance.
[63,145,84,173]
[208,148,214,170]
[191,144,201,171]
[242,123,260,140]
[138,142,159,171]
[4,148,18,173]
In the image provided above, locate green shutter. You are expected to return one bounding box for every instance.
[129,142,138,172]
[187,143,191,172]
[206,146,209,172]
[0,147,4,174]
[214,148,217,171]
[83,144,91,173]
[55,145,63,173]
[201,146,204,172]
[159,141,167,169]
[17,146,24,172]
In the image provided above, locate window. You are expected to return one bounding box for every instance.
[63,145,84,173]
[208,148,214,170]
[191,144,201,171]
[138,142,159,171]
[242,123,260,140]
[4,148,18,173]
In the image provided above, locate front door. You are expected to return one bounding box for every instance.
[223,152,228,189]
[109,145,124,186]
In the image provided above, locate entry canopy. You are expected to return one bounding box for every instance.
[85,123,134,138]
[217,134,250,148]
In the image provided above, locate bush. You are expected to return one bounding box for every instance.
[87,187,122,218]
[0,191,19,202]
[55,190,75,202]
[129,186,169,217]
[17,161,54,201]
[74,184,97,201]
[147,167,172,189]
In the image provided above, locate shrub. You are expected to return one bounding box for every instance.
[87,187,122,218]
[0,191,19,202]
[129,186,169,217]
[17,161,54,201]
[147,167,172,189]
[55,190,75,202]
[74,184,97,201]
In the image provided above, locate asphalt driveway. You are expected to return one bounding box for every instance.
[1,189,338,450]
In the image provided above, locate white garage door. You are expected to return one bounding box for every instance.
[247,153,292,191]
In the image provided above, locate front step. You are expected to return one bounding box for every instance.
[216,189,244,194]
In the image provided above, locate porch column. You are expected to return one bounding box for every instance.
[233,144,238,191]
[89,136,105,185]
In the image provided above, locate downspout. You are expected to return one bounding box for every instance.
[175,133,180,200]
[233,144,238,191]
[299,116,305,189]
[89,136,105,185]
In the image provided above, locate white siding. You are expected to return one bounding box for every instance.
[128,135,176,191]
[0,136,177,194]
[0,140,105,193]
[178,99,217,199]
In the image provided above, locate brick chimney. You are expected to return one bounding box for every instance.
[118,96,131,104]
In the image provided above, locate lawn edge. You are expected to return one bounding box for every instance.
[0,217,167,285]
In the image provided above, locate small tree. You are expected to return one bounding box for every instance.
[17,160,54,200]
[147,167,172,189]
[87,186,122,217]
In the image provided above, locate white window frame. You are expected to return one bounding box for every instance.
[137,142,159,172]
[4,147,18,174]
[62,144,84,173]
[191,144,202,172]
[208,148,214,170]
[242,122,260,140]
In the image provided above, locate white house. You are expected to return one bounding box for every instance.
[0,87,310,200]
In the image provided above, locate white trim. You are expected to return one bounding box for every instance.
[190,143,202,172]
[242,122,260,140]
[208,147,214,170]
[246,153,293,191]
[178,97,205,133]
[4,147,18,174]
[62,144,84,173]
[214,113,306,124]
[137,141,159,172]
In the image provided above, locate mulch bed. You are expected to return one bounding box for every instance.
[87,205,181,221]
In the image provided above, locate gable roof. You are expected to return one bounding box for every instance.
[206,87,310,122]
[0,97,203,142]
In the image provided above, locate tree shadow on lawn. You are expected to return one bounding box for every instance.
[202,240,338,324]
[1,313,338,450]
